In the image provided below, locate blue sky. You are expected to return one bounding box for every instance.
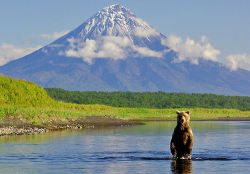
[0,0,249,69]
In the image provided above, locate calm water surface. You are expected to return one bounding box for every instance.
[0,121,250,174]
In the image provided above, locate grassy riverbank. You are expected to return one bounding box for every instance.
[0,74,250,130]
[1,104,250,125]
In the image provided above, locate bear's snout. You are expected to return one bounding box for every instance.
[178,115,186,124]
[180,118,185,123]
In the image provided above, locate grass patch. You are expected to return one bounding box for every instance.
[1,104,250,125]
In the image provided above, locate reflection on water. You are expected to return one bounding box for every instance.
[0,121,249,174]
[171,160,192,174]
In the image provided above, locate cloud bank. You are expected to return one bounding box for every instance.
[162,35,221,64]
[0,43,41,66]
[161,35,250,71]
[40,30,69,40]
[65,34,250,71]
[225,54,250,71]
[1,30,248,72]
[65,36,163,63]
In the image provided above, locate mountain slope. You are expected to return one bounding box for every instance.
[0,4,250,96]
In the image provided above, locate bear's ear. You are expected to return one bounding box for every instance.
[176,110,180,114]
[186,111,190,115]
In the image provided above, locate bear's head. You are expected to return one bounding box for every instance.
[176,110,190,127]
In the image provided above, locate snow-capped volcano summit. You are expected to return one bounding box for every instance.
[1,4,250,95]
[48,4,166,63]
[70,4,162,41]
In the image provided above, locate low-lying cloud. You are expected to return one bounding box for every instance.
[225,54,250,71]
[40,30,69,40]
[65,36,163,63]
[161,35,221,64]
[0,43,41,66]
[65,34,250,72]
[1,31,248,72]
[162,35,250,71]
[134,26,160,38]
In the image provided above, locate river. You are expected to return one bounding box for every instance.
[0,121,249,174]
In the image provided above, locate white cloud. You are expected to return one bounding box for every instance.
[66,39,98,63]
[40,30,69,40]
[65,37,129,63]
[97,37,128,59]
[162,35,220,64]
[134,27,160,38]
[225,54,250,71]
[132,46,163,58]
[65,36,163,63]
[0,43,41,66]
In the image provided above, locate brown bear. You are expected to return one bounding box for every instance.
[170,110,193,159]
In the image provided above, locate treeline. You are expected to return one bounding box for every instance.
[45,88,250,110]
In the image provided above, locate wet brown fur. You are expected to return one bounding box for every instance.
[170,110,193,159]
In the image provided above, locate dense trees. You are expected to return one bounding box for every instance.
[46,88,250,110]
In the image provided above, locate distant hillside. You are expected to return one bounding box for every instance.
[0,75,54,107]
[46,88,250,110]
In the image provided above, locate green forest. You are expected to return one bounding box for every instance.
[46,88,250,110]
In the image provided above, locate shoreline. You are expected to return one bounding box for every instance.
[0,116,143,136]
[0,116,250,136]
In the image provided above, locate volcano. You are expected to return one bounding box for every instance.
[0,4,250,95]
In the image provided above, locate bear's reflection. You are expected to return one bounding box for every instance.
[171,159,192,174]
